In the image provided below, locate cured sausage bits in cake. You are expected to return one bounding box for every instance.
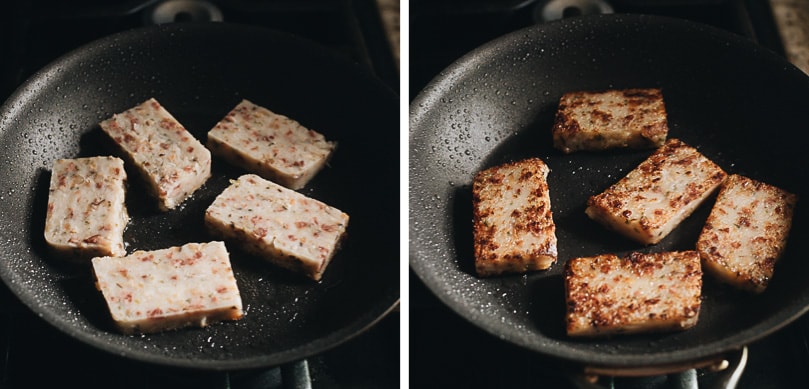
[472,158,558,277]
[99,98,211,211]
[585,138,727,245]
[552,88,669,154]
[205,174,349,281]
[564,251,703,337]
[44,156,129,260]
[206,99,336,190]
[696,174,798,293]
[91,241,243,334]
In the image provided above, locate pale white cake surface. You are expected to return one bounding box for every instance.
[91,241,243,334]
[205,174,349,281]
[44,156,128,260]
[99,98,211,211]
[207,99,335,190]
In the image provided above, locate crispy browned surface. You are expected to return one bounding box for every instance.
[552,88,669,154]
[565,251,702,337]
[472,158,557,277]
[585,138,727,245]
[697,174,798,293]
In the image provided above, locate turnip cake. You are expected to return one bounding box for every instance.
[696,174,798,293]
[472,157,558,277]
[205,174,349,281]
[44,156,128,260]
[99,98,211,211]
[91,241,243,334]
[585,138,727,245]
[206,99,336,190]
[552,88,669,154]
[565,251,703,337]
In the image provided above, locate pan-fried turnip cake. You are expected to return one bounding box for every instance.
[696,174,798,293]
[585,138,727,245]
[206,99,336,190]
[99,98,211,211]
[44,156,128,260]
[552,88,669,154]
[472,157,558,277]
[91,241,243,334]
[205,174,349,281]
[564,251,703,337]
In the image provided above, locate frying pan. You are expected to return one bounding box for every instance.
[0,22,399,370]
[410,13,809,373]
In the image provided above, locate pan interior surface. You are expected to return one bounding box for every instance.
[410,14,809,368]
[0,22,399,370]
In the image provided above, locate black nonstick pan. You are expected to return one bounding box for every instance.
[410,13,809,373]
[0,22,398,370]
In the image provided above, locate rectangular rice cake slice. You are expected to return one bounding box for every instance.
[207,99,336,190]
[99,98,211,211]
[585,138,727,245]
[552,88,669,154]
[91,241,243,334]
[696,174,798,293]
[472,157,558,277]
[565,251,703,337]
[204,174,349,281]
[44,156,128,260]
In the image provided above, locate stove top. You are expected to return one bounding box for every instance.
[409,1,809,388]
[2,0,399,99]
[410,0,788,93]
[0,1,399,388]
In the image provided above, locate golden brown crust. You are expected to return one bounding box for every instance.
[565,251,702,337]
[472,158,557,277]
[552,88,669,154]
[696,174,798,293]
[585,138,727,245]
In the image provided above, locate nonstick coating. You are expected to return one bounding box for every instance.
[0,22,399,370]
[410,14,809,369]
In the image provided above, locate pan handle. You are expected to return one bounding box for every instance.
[281,359,313,389]
[570,346,748,389]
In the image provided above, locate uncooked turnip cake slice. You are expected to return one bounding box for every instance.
[44,156,128,261]
[205,174,349,281]
[99,98,211,211]
[206,99,336,190]
[91,241,243,334]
